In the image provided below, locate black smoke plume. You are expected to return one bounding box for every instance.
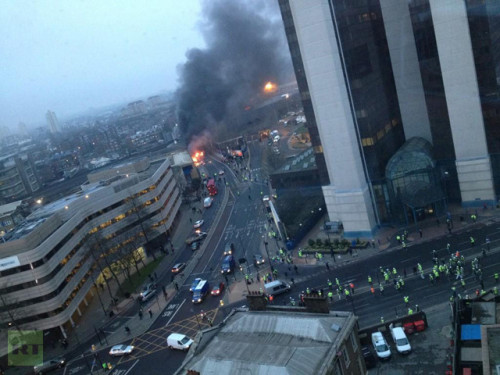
[176,0,292,144]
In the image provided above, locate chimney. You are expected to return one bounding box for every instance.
[246,291,268,311]
[303,294,330,314]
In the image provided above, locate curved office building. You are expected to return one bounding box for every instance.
[0,158,180,339]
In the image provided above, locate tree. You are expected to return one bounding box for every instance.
[125,193,161,260]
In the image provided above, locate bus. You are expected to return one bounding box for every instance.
[207,178,217,196]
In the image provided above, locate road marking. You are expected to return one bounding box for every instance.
[165,299,186,326]
[201,203,236,273]
[401,256,419,264]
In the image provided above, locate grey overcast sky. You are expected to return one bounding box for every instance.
[0,0,204,129]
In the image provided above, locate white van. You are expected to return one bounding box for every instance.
[264,280,291,296]
[390,326,412,354]
[166,333,193,351]
[371,332,391,360]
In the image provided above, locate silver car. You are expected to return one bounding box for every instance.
[109,344,135,356]
[33,357,65,374]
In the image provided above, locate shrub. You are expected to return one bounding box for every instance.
[324,238,331,247]
[334,238,340,247]
[308,239,315,247]
[316,238,323,248]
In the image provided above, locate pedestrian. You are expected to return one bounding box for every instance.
[294,265,298,274]
[495,273,499,283]
[189,218,192,223]
[370,286,375,295]
[379,284,384,295]
[419,228,423,238]
[371,239,375,248]
[139,308,143,320]
[325,262,330,271]
[349,282,355,294]
[403,268,407,278]
[154,272,158,280]
[174,282,179,291]
[291,277,295,285]
[148,309,153,318]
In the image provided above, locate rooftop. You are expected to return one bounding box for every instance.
[3,157,167,242]
[178,308,354,375]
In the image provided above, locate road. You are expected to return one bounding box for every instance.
[51,140,500,375]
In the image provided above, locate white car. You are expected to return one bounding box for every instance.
[262,195,270,202]
[371,332,391,360]
[204,197,213,208]
[109,344,135,356]
[193,219,204,228]
[218,170,225,175]
[390,326,412,354]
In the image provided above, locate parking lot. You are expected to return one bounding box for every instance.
[367,302,452,374]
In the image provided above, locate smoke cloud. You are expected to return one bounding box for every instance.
[176,0,292,143]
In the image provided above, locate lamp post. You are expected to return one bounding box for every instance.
[72,324,93,374]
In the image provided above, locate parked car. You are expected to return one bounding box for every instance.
[190,241,200,251]
[185,232,207,245]
[262,195,270,202]
[109,344,134,356]
[211,282,225,296]
[33,357,66,374]
[218,170,225,175]
[390,326,412,354]
[167,333,193,351]
[193,219,204,228]
[171,263,186,273]
[253,254,265,266]
[371,332,391,360]
[361,346,377,369]
[139,283,156,302]
[190,278,203,292]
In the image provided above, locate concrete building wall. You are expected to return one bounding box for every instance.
[289,0,377,237]
[380,0,432,142]
[429,0,495,205]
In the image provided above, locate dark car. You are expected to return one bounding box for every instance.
[172,263,186,273]
[191,241,200,251]
[362,346,377,369]
[253,254,265,266]
[223,243,235,256]
[33,357,66,374]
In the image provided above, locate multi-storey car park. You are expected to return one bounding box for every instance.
[0,157,180,347]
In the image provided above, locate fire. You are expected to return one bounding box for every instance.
[191,151,205,166]
[264,81,277,93]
